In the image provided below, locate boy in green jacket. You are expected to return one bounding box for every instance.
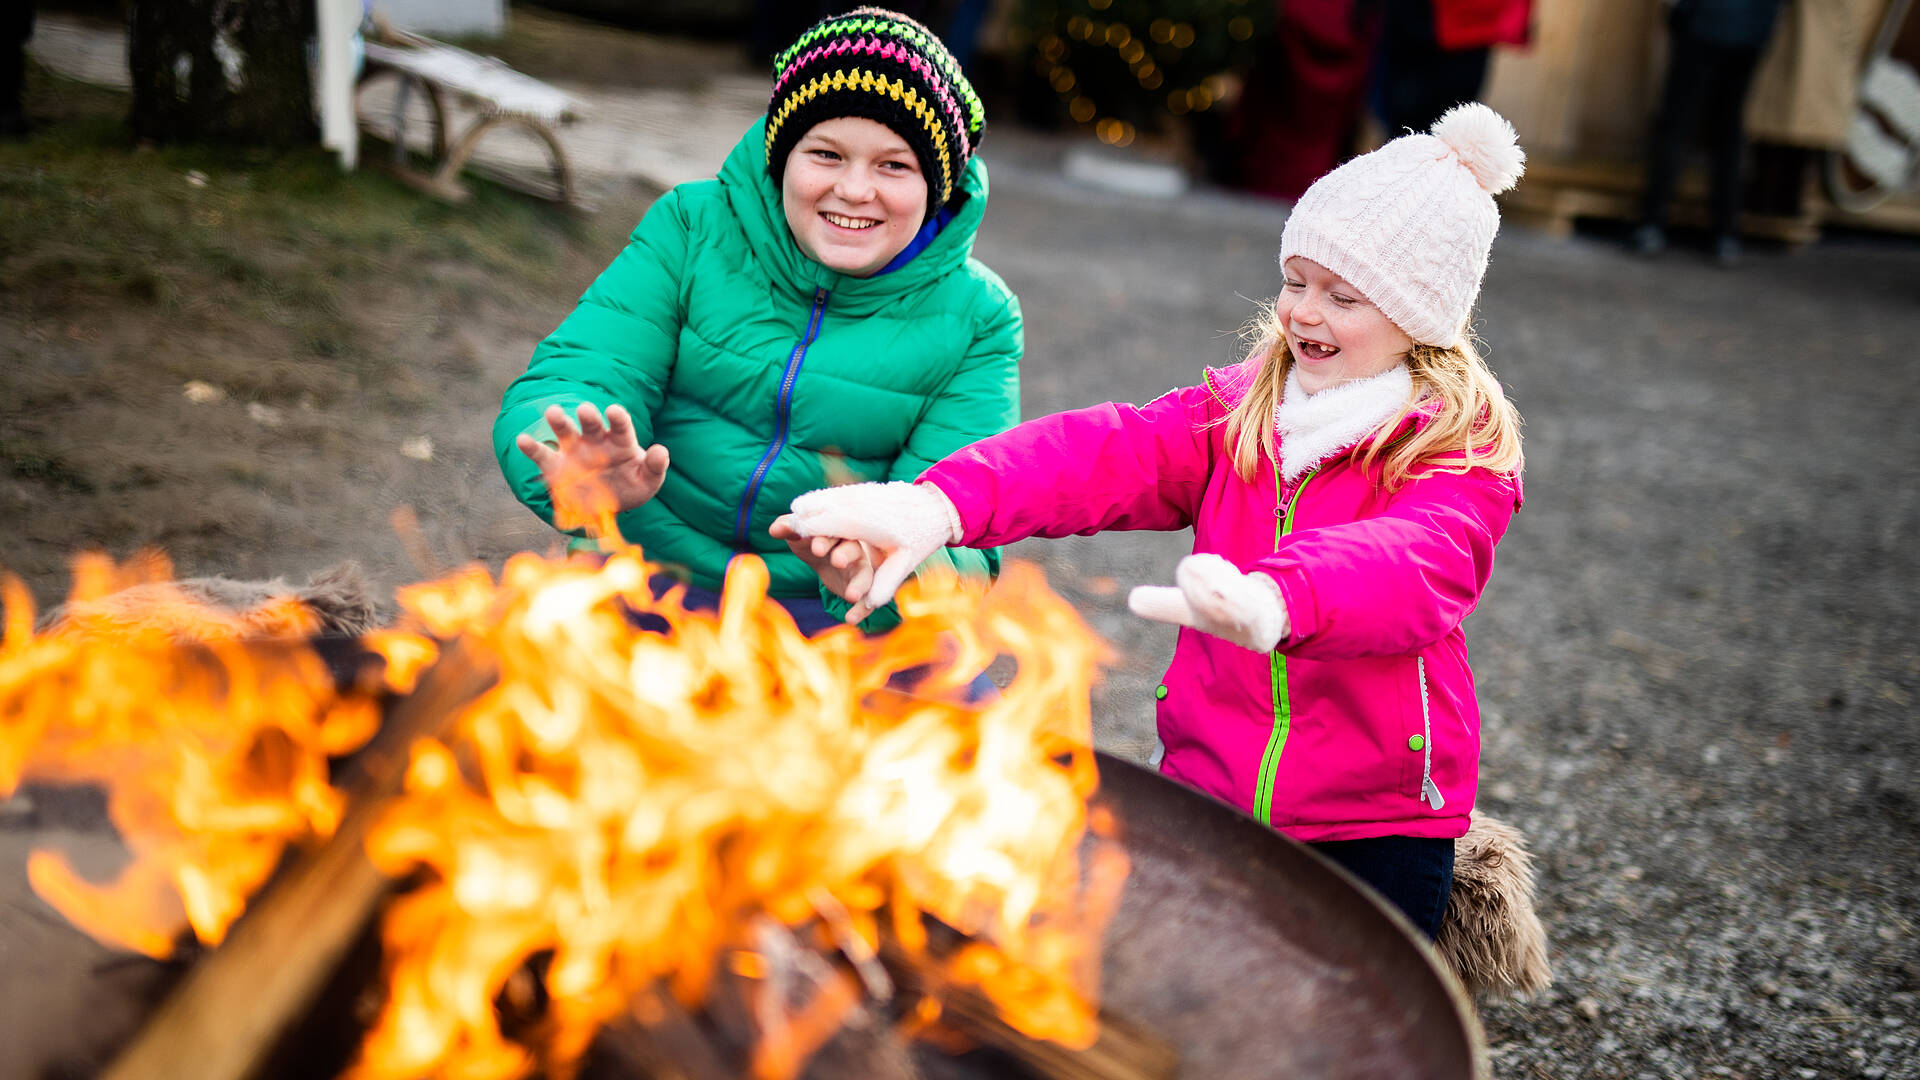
[495,7,1021,634]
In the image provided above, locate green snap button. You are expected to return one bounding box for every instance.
[1155,684,1169,700]
[1407,734,1426,752]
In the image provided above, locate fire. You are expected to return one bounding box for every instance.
[0,551,394,957]
[351,546,1118,1079]
[4,537,1121,1078]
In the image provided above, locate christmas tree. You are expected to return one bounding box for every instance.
[1008,0,1272,148]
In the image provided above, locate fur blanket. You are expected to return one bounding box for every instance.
[1439,811,1554,999]
[35,562,382,641]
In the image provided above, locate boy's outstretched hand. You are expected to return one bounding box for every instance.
[772,481,962,623]
[515,402,670,513]
[767,521,883,622]
[1128,553,1291,652]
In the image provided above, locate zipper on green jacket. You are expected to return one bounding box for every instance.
[734,286,830,547]
[1254,464,1314,826]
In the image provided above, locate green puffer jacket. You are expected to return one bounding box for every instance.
[494,118,1022,628]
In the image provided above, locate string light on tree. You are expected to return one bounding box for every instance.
[1016,0,1269,146]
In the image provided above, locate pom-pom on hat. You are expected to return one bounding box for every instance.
[765,7,986,218]
[1278,102,1525,349]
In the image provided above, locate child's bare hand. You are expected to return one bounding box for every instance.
[779,482,962,620]
[1128,554,1290,652]
[769,518,884,623]
[515,403,670,513]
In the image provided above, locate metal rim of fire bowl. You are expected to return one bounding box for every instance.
[1089,752,1489,1080]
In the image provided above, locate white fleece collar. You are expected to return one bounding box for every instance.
[1275,364,1413,483]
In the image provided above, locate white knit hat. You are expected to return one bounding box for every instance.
[1278,102,1525,349]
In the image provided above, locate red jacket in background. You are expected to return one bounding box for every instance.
[1434,0,1533,50]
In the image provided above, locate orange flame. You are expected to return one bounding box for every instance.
[7,529,1121,1076]
[0,552,394,957]
[348,546,1117,1080]
[544,454,627,544]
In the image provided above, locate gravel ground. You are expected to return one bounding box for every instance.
[1453,226,1920,1080]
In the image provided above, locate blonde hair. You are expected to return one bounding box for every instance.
[1220,303,1523,490]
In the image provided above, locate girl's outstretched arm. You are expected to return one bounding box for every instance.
[777,380,1220,619]
[922,381,1219,546]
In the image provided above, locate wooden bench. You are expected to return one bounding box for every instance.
[356,29,585,206]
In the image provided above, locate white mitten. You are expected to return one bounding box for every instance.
[1127,553,1290,652]
[783,482,963,609]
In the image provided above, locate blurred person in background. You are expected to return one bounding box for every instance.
[1228,0,1382,202]
[1633,0,1787,264]
[496,8,1023,640]
[1371,0,1532,136]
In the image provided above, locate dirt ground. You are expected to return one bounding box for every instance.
[5,17,1920,1080]
[0,70,646,615]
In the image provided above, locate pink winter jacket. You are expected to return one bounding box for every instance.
[920,362,1523,842]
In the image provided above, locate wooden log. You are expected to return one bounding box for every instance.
[583,990,736,1080]
[99,637,498,1080]
[583,926,1179,1080]
[879,942,1179,1080]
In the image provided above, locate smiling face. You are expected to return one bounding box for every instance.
[780,117,929,278]
[1276,257,1415,396]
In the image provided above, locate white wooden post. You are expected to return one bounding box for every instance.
[316,0,360,170]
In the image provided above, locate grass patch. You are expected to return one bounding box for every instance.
[0,64,599,375]
[0,58,652,599]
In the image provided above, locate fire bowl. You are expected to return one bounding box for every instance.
[1085,752,1485,1080]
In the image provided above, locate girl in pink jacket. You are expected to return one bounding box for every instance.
[774,103,1527,938]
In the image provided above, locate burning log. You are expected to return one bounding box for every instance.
[577,930,1180,1080]
[573,899,1177,1080]
[586,989,736,1080]
[99,638,498,1080]
[55,544,1125,1080]
[880,945,1178,1080]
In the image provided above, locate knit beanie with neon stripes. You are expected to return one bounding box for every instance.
[765,8,986,220]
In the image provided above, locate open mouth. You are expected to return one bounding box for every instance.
[822,211,880,231]
[1294,336,1340,361]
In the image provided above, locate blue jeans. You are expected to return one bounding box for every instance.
[648,574,846,637]
[1309,835,1455,940]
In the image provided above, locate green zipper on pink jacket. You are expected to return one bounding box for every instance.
[1253,463,1316,826]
